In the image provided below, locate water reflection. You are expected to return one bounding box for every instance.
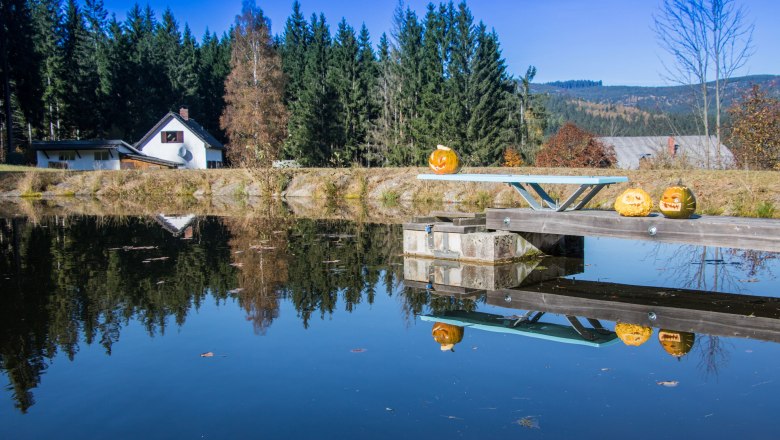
[2,210,780,419]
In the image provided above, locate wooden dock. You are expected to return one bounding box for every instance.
[486,209,780,252]
[487,279,780,343]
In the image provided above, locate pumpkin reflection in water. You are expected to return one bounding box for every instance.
[614,188,653,217]
[428,145,461,175]
[659,185,697,219]
[432,322,465,351]
[615,322,653,346]
[659,330,695,357]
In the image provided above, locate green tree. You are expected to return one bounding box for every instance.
[31,0,65,141]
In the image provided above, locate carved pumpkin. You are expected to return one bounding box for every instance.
[614,188,653,217]
[659,185,696,219]
[658,330,695,357]
[615,322,653,346]
[432,322,464,351]
[428,145,461,175]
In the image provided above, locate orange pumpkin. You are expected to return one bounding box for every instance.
[428,145,461,175]
[659,185,696,219]
[432,322,464,351]
[614,188,653,217]
[615,322,653,346]
[658,330,695,357]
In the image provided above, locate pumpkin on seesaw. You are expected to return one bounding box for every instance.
[615,322,653,347]
[614,188,653,217]
[659,184,696,219]
[658,329,695,358]
[432,322,464,352]
[428,144,461,175]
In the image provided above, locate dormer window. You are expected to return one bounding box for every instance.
[162,131,183,143]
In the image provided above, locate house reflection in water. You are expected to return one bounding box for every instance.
[154,214,197,238]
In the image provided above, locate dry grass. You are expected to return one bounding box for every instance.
[0,167,778,218]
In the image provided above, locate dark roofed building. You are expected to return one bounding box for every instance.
[33,139,180,170]
[134,107,224,169]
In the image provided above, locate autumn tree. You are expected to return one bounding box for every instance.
[728,85,780,170]
[220,1,287,168]
[536,122,616,168]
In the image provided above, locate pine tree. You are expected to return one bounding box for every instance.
[32,0,65,140]
[82,0,110,134]
[62,0,98,138]
[280,0,309,104]
[220,0,287,167]
[390,5,424,165]
[467,24,510,165]
[286,14,337,166]
[176,24,199,105]
[354,24,377,165]
[196,29,231,139]
[444,1,474,155]
[329,19,360,164]
[414,3,448,154]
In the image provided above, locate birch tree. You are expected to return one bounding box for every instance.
[221,0,287,168]
[654,0,753,168]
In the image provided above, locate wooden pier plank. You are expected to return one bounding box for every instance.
[486,209,780,252]
[487,279,780,343]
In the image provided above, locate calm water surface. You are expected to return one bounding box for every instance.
[1,213,779,439]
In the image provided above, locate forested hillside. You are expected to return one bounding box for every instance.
[536,75,780,136]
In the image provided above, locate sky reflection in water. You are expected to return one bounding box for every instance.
[1,215,779,439]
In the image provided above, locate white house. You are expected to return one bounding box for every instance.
[597,135,734,169]
[32,139,180,170]
[135,107,224,169]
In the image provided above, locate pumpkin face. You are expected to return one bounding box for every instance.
[432,322,464,351]
[428,145,461,175]
[614,188,653,217]
[659,185,696,219]
[658,330,695,357]
[615,322,653,346]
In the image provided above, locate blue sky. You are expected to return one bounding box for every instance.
[102,0,779,86]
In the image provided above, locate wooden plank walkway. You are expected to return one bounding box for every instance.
[487,279,780,343]
[486,209,780,252]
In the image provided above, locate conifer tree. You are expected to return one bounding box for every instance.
[415,3,448,154]
[197,29,231,138]
[220,0,287,167]
[32,0,65,140]
[354,24,377,165]
[286,14,337,166]
[467,24,510,165]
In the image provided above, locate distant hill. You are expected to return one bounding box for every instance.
[533,74,780,137]
[533,74,780,113]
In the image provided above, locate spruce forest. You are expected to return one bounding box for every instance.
[1,0,548,167]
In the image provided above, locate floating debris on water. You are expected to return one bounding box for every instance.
[515,416,539,429]
[350,348,367,353]
[227,288,244,294]
[657,380,679,387]
[200,352,214,357]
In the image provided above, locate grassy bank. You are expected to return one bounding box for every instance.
[0,167,778,218]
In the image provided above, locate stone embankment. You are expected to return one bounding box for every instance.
[0,167,778,218]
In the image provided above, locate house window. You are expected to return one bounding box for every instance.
[207,161,223,169]
[95,151,111,161]
[48,162,68,169]
[58,151,76,161]
[162,131,184,143]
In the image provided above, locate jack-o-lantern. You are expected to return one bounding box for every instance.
[658,329,695,357]
[615,322,653,346]
[659,184,696,219]
[614,188,653,217]
[428,145,461,175]
[432,322,464,351]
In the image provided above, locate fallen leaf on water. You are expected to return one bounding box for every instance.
[230,262,243,267]
[657,380,679,387]
[385,407,394,412]
[350,348,367,353]
[601,368,610,371]
[227,288,244,294]
[323,260,341,264]
[738,278,759,283]
[444,415,463,420]
[200,352,214,357]
[156,280,165,285]
[234,250,244,254]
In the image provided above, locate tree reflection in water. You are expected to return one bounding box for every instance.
[0,214,404,412]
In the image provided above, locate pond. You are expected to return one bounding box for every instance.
[1,209,779,439]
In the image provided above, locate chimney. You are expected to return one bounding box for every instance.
[179,106,189,121]
[667,136,678,157]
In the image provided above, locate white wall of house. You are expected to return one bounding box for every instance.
[138,118,209,169]
[36,150,120,170]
